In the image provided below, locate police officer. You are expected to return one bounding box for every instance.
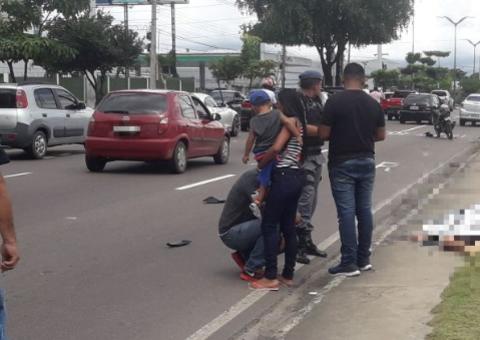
[296,70,328,264]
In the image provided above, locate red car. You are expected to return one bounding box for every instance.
[383,90,417,120]
[85,90,230,173]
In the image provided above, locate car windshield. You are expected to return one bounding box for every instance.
[97,93,168,115]
[404,95,431,105]
[211,91,234,103]
[394,91,414,98]
[0,89,16,109]
[432,91,446,97]
[467,95,480,102]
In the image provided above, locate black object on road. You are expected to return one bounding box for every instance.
[203,196,226,204]
[166,240,192,248]
[425,132,434,138]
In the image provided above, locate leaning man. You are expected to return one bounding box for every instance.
[218,169,264,282]
[319,63,385,277]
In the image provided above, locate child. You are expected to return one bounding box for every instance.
[242,90,301,218]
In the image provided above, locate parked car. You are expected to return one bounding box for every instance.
[398,93,441,124]
[384,90,417,120]
[459,93,480,126]
[0,83,93,159]
[431,90,454,110]
[209,90,245,113]
[191,93,240,136]
[85,90,230,174]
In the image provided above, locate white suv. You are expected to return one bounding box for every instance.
[0,83,94,159]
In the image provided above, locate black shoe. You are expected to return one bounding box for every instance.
[296,247,310,264]
[328,263,361,277]
[304,226,328,257]
[358,260,373,272]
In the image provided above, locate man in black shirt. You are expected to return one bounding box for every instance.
[218,170,264,281]
[320,63,386,277]
[296,71,328,264]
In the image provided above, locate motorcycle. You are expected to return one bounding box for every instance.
[433,104,455,140]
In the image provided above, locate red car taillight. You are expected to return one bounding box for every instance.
[242,101,252,109]
[16,89,28,108]
[158,116,169,135]
[87,116,95,135]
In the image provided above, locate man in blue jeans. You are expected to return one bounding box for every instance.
[219,170,265,282]
[319,63,386,277]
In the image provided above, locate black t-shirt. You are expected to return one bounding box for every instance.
[322,90,385,166]
[0,149,10,166]
[300,94,324,150]
[218,170,258,234]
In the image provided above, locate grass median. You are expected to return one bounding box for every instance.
[428,254,480,340]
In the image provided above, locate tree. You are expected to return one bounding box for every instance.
[243,60,278,88]
[371,69,400,90]
[460,78,480,96]
[209,56,243,88]
[237,0,414,86]
[45,13,143,103]
[424,51,451,67]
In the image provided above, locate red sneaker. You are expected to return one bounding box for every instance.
[231,252,245,271]
[240,271,258,282]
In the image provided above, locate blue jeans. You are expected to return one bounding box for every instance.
[257,160,274,188]
[220,219,264,273]
[329,158,376,266]
[262,168,305,280]
[0,289,7,340]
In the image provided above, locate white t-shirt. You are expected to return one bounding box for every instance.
[261,89,277,104]
[370,91,384,103]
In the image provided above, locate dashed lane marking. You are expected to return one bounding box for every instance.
[4,172,32,179]
[176,174,236,191]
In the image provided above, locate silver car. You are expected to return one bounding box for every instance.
[460,93,480,126]
[0,83,94,158]
[191,93,240,136]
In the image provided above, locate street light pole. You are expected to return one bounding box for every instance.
[150,0,157,89]
[440,16,471,93]
[466,40,480,76]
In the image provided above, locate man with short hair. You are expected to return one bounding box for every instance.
[0,149,20,339]
[296,70,328,264]
[219,169,265,282]
[319,63,386,277]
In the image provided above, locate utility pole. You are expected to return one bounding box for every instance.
[281,44,287,89]
[124,3,129,80]
[171,2,178,77]
[466,40,480,76]
[440,16,471,93]
[150,0,158,89]
[377,44,383,70]
[412,0,415,54]
[347,42,351,64]
[89,0,96,17]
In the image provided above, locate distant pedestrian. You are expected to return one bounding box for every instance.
[319,63,386,277]
[261,77,278,105]
[0,150,20,339]
[370,87,384,103]
[295,71,328,265]
[250,89,306,291]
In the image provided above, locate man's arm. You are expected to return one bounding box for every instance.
[242,130,255,164]
[375,127,386,141]
[279,113,301,138]
[258,127,291,169]
[0,175,19,272]
[318,125,331,141]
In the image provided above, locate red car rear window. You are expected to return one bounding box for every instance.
[97,93,168,115]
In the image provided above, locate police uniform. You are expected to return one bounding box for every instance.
[296,71,328,263]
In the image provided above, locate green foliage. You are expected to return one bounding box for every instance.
[371,69,400,89]
[209,56,244,86]
[460,78,480,96]
[45,13,143,103]
[237,0,414,85]
[406,52,422,65]
[243,59,278,88]
[240,34,261,66]
[420,57,436,67]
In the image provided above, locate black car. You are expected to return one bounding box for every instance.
[399,93,441,124]
[209,90,245,114]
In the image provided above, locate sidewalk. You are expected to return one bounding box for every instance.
[286,153,480,340]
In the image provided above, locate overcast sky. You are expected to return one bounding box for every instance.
[101,0,480,73]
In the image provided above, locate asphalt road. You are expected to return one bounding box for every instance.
[2,114,479,340]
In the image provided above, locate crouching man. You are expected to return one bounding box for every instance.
[218,169,264,282]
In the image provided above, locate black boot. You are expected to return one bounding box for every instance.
[296,230,311,264]
[305,228,328,258]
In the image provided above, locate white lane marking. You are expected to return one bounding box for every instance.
[185,147,472,340]
[388,125,427,136]
[4,172,32,179]
[176,174,236,191]
[376,161,399,172]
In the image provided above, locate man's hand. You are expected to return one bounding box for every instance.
[242,155,250,164]
[1,242,19,272]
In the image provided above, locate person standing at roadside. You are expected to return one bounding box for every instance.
[0,149,20,339]
[370,87,384,104]
[319,63,386,277]
[296,71,328,264]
